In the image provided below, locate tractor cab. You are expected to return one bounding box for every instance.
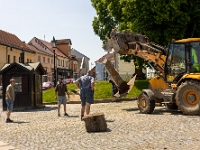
[165,39,200,83]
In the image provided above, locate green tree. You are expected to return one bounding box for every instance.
[91,0,119,43]
[91,0,200,67]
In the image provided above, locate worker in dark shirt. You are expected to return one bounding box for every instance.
[55,77,70,117]
[109,79,118,97]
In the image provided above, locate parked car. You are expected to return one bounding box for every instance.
[42,82,54,90]
[71,78,76,83]
[63,78,73,84]
[0,86,2,97]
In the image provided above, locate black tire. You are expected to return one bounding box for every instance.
[166,103,178,110]
[176,80,200,115]
[137,93,155,114]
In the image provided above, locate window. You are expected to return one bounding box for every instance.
[166,43,186,82]
[191,42,200,72]
[27,59,29,63]
[13,56,16,62]
[7,55,10,63]
[43,57,45,63]
[13,77,22,92]
[38,56,41,61]
[67,61,69,67]
[63,60,64,67]
[30,59,32,62]
[19,57,21,62]
[48,58,50,63]
[51,59,53,64]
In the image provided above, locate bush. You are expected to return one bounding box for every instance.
[42,84,78,103]
[43,80,149,102]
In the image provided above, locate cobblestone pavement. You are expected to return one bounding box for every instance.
[0,101,200,150]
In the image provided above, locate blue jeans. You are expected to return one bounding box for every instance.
[80,89,94,106]
[6,99,14,111]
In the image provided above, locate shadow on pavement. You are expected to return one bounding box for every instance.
[14,106,58,112]
[122,107,139,112]
[134,107,183,115]
[66,115,79,118]
[106,119,115,123]
[87,128,112,133]
[122,106,184,115]
[152,108,183,115]
[9,121,30,124]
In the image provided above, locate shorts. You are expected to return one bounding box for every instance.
[58,96,67,105]
[6,99,14,111]
[80,90,94,106]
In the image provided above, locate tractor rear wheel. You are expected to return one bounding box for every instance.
[138,93,155,114]
[176,80,200,115]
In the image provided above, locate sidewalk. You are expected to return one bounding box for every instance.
[0,141,19,150]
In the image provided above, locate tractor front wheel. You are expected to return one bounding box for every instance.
[176,80,200,115]
[138,93,155,114]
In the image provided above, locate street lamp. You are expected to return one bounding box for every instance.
[51,36,57,87]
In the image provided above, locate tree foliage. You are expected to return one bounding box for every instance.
[91,0,200,67]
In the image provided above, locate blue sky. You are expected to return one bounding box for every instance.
[0,0,105,69]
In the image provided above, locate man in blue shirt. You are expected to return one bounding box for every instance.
[76,70,94,120]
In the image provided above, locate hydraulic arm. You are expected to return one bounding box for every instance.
[102,30,168,97]
[103,30,167,76]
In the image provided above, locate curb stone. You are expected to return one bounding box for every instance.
[4,97,138,111]
[43,97,138,105]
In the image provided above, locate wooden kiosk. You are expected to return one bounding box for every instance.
[0,62,46,110]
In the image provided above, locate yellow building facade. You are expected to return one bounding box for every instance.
[0,30,81,85]
[0,45,35,68]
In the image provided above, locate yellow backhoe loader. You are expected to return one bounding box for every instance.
[103,29,200,115]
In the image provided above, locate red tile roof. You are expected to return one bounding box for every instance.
[26,44,52,56]
[40,39,68,58]
[0,30,35,53]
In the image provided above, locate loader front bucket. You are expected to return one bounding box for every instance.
[102,38,121,53]
[103,59,136,97]
[103,30,149,54]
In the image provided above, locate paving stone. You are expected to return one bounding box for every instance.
[1,101,200,149]
[0,140,20,150]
